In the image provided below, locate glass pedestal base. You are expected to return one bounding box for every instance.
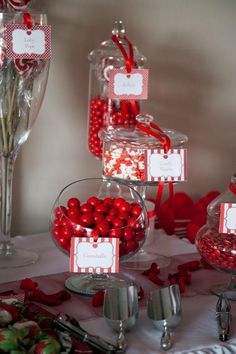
[122,249,171,271]
[65,273,133,296]
[0,247,38,268]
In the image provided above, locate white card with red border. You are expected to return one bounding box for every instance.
[219,203,236,234]
[108,68,148,100]
[144,148,187,182]
[70,237,119,274]
[6,24,51,59]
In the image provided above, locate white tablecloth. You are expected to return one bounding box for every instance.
[1,230,236,354]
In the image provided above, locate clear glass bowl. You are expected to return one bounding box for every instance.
[50,178,148,295]
[195,174,236,299]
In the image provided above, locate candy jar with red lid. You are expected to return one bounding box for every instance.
[195,174,236,299]
[50,177,148,295]
[88,20,146,159]
[100,113,188,270]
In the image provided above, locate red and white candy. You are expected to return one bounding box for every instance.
[103,145,145,181]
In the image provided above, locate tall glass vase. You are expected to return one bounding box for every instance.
[0,12,50,268]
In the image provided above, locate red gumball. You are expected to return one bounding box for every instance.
[54,206,67,218]
[95,203,109,214]
[103,197,114,205]
[97,221,110,236]
[93,211,104,224]
[109,207,119,216]
[123,227,134,241]
[112,218,125,229]
[119,242,128,256]
[131,205,142,217]
[80,203,94,214]
[67,208,80,220]
[109,228,122,238]
[87,196,100,207]
[80,213,94,227]
[67,197,80,208]
[113,198,126,208]
[119,202,131,213]
[61,226,73,239]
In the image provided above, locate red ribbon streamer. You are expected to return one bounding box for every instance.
[136,121,171,154]
[23,12,33,29]
[229,182,236,195]
[112,34,134,73]
[112,34,139,119]
[136,120,174,212]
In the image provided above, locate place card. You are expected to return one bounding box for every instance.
[144,148,187,182]
[70,237,119,273]
[6,24,51,59]
[108,68,148,100]
[219,203,236,234]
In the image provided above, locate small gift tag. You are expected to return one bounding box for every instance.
[70,237,119,274]
[219,203,236,234]
[6,24,51,59]
[145,148,187,182]
[108,68,148,100]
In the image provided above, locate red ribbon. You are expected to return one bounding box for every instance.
[136,120,173,213]
[229,182,236,195]
[112,34,139,119]
[112,34,134,73]
[23,12,33,29]
[136,121,171,154]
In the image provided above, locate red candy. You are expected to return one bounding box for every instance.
[88,97,139,158]
[51,195,145,258]
[197,231,236,272]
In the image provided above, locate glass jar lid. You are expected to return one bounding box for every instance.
[100,114,188,148]
[207,174,236,219]
[88,20,146,66]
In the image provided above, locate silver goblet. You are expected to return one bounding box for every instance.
[147,284,182,351]
[103,285,138,351]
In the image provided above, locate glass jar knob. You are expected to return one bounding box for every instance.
[112,20,126,36]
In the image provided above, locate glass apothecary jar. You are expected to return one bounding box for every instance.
[88,20,146,159]
[195,174,236,298]
[100,114,188,186]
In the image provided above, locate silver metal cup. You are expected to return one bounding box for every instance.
[103,285,139,351]
[147,284,182,351]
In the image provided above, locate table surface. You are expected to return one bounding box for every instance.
[1,230,236,354]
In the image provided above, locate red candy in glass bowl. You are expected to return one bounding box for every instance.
[50,178,148,295]
[195,174,236,299]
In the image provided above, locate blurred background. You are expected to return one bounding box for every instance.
[12,0,236,236]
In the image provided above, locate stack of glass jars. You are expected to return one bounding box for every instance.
[195,174,236,298]
[100,113,188,269]
[87,21,146,159]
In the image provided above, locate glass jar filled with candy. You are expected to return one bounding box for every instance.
[100,113,188,270]
[100,113,188,185]
[88,20,146,159]
[195,174,236,299]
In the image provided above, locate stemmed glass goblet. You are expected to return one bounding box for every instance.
[0,12,50,268]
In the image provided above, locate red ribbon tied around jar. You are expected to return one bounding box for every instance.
[136,120,174,213]
[0,0,31,10]
[111,33,139,117]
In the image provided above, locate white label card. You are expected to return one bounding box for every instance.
[6,24,51,59]
[145,149,187,181]
[70,237,119,274]
[219,203,236,234]
[108,69,148,100]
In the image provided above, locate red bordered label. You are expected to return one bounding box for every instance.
[70,237,119,274]
[6,24,51,59]
[144,148,187,182]
[219,203,236,235]
[108,68,148,100]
